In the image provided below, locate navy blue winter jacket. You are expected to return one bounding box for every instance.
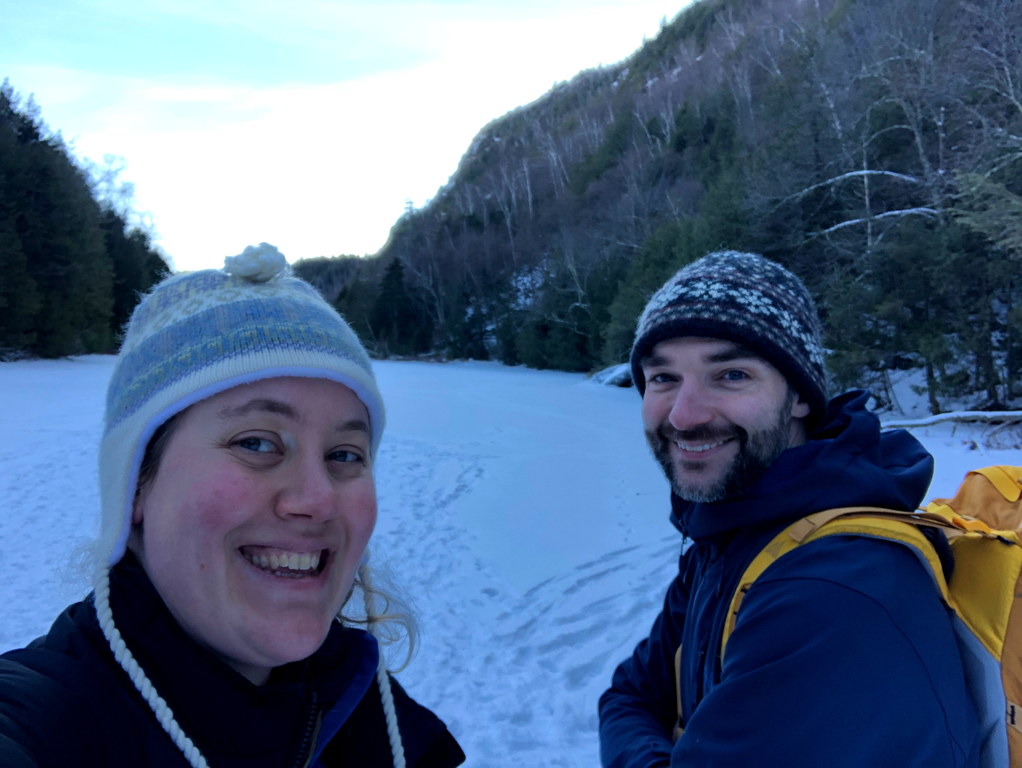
[0,554,465,767]
[598,390,981,767]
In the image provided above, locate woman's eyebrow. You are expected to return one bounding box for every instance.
[216,399,298,421]
[217,401,370,435]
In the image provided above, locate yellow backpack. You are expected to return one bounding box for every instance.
[722,466,1022,768]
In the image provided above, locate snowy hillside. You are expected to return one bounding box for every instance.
[0,356,1015,767]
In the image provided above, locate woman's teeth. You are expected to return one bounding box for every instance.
[241,548,322,575]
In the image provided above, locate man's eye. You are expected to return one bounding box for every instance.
[647,372,675,384]
[722,370,749,381]
[235,436,277,453]
[329,449,364,464]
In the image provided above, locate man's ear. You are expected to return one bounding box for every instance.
[790,395,811,419]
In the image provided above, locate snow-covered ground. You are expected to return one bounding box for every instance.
[0,356,1016,766]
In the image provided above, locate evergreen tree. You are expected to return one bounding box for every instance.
[0,214,41,354]
[17,131,113,356]
[334,269,378,348]
[445,288,489,360]
[369,257,433,356]
[103,210,169,336]
[0,79,167,357]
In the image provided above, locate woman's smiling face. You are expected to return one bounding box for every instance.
[131,376,377,684]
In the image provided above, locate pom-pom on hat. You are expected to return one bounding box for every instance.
[98,242,385,567]
[629,250,827,421]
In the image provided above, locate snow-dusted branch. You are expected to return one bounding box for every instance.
[882,411,1022,429]
[784,169,924,203]
[813,207,940,236]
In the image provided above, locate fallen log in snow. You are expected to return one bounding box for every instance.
[882,411,1022,429]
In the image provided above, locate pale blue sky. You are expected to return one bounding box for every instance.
[2,0,688,271]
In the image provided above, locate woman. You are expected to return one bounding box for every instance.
[0,244,465,767]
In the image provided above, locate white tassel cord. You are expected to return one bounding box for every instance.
[97,561,404,768]
[360,561,407,768]
[94,567,210,768]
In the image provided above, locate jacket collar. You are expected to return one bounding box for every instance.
[106,553,378,766]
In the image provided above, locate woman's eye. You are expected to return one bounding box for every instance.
[234,436,277,453]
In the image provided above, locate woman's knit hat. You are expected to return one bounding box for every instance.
[629,250,828,421]
[97,243,385,568]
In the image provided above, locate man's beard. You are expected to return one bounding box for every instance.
[647,399,795,503]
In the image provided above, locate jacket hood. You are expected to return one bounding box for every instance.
[670,390,934,541]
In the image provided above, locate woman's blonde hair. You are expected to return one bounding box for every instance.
[349,555,418,672]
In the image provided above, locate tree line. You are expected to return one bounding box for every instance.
[6,0,1020,414]
[0,80,168,359]
[296,0,1020,413]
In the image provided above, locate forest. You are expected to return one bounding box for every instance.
[4,0,1022,414]
[296,0,1021,414]
[0,80,168,359]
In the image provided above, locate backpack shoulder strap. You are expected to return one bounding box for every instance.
[721,508,946,660]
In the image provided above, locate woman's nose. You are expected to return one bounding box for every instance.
[275,456,335,521]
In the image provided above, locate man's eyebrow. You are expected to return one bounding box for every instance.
[705,344,764,364]
[337,419,370,434]
[640,353,669,368]
[641,341,763,366]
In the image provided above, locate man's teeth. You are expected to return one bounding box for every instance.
[243,549,321,574]
[676,439,728,453]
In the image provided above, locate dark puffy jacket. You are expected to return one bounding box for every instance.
[0,555,465,768]
[599,390,981,767]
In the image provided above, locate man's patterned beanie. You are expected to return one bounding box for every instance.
[98,242,385,567]
[629,250,827,420]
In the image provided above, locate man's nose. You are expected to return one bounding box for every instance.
[667,382,714,432]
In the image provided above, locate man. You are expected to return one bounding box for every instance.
[598,251,980,767]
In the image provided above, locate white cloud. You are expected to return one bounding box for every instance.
[2,1,685,271]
